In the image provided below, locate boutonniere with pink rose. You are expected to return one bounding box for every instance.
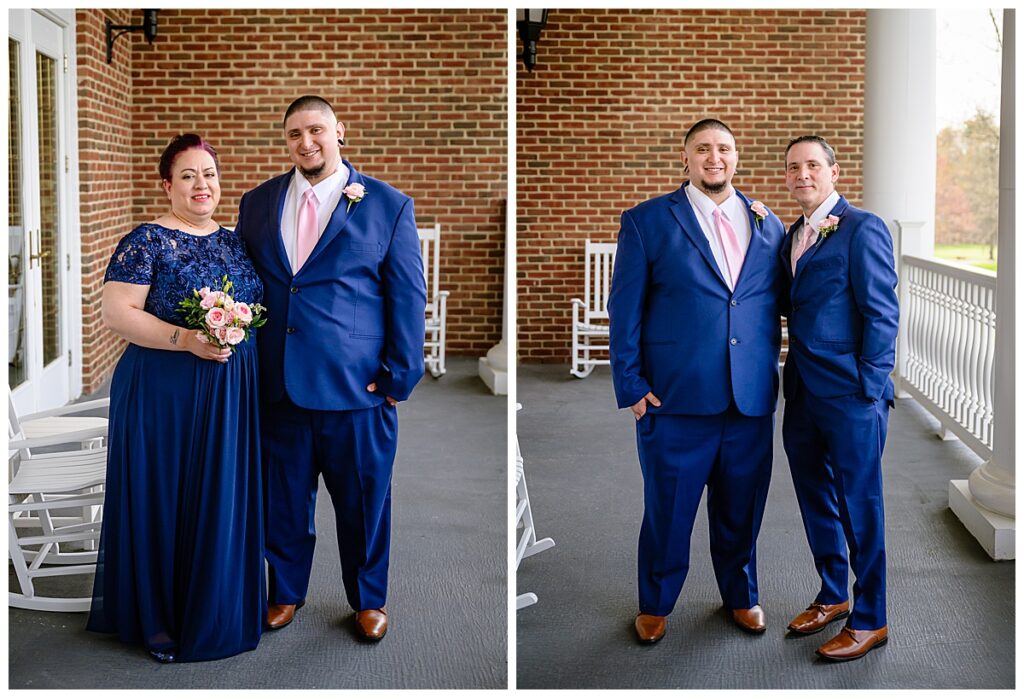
[343,183,366,212]
[750,200,768,227]
[814,215,841,246]
[177,275,267,351]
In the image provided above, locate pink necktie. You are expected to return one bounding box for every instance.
[791,222,815,275]
[712,207,744,289]
[295,188,319,271]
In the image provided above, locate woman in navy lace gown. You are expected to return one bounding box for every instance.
[87,135,265,662]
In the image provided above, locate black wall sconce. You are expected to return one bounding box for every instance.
[106,9,159,64]
[517,9,549,72]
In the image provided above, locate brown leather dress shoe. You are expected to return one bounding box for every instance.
[731,605,767,634]
[355,607,388,641]
[634,613,666,644]
[816,625,888,661]
[267,603,298,630]
[787,600,851,635]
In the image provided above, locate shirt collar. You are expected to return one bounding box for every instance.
[686,182,738,221]
[292,162,349,202]
[806,190,841,231]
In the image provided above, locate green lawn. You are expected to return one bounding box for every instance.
[934,243,997,272]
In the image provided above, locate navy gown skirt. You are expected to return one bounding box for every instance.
[87,340,265,661]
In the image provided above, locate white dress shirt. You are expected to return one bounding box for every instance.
[281,163,349,273]
[685,184,752,290]
[805,190,841,233]
[792,190,841,269]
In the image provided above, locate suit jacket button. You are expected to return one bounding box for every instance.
[290,286,298,294]
[286,327,296,334]
[730,338,738,345]
[730,299,738,306]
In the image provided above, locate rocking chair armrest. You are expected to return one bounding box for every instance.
[570,298,586,308]
[8,426,108,451]
[21,398,111,421]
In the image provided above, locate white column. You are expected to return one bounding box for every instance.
[478,223,509,396]
[950,9,1015,559]
[863,10,937,258]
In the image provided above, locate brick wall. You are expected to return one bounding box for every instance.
[517,8,866,362]
[77,9,135,391]
[77,8,507,392]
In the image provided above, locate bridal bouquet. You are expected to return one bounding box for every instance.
[177,276,267,350]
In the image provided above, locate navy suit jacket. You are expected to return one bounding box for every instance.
[237,161,426,411]
[780,195,899,402]
[608,182,786,417]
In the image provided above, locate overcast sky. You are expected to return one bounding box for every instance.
[936,9,1003,129]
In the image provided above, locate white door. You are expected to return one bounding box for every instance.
[8,10,75,415]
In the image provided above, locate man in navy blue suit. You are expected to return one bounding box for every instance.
[236,96,426,641]
[608,119,786,644]
[779,135,898,661]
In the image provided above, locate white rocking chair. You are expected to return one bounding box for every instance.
[515,404,554,610]
[418,224,450,378]
[9,417,108,612]
[9,391,109,445]
[570,240,616,378]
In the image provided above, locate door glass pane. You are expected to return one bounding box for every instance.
[36,50,61,367]
[8,39,27,388]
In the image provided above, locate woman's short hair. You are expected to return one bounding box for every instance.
[158,134,220,181]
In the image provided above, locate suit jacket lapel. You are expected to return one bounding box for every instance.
[733,189,763,288]
[669,183,729,289]
[790,194,851,288]
[298,160,364,273]
[272,171,293,275]
[780,217,801,282]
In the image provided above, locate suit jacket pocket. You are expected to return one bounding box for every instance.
[815,338,856,351]
[346,241,382,258]
[805,255,845,273]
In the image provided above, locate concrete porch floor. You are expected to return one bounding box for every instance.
[516,364,1013,690]
[9,357,507,689]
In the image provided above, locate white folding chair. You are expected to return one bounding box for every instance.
[515,404,554,610]
[418,224,450,378]
[570,240,616,378]
[8,425,108,612]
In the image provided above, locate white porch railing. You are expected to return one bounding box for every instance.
[896,253,997,461]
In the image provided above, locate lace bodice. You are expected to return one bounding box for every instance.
[104,223,264,325]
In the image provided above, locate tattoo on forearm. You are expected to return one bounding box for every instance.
[170,328,180,346]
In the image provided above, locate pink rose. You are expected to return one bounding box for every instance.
[343,183,366,202]
[200,293,218,310]
[222,296,235,312]
[235,303,253,323]
[224,311,236,325]
[225,327,246,345]
[817,215,841,233]
[205,307,228,328]
[214,327,229,343]
[750,201,768,218]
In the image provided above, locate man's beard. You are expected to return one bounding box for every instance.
[699,178,728,195]
[298,161,327,179]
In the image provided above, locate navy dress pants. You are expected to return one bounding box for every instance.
[782,379,890,630]
[262,396,398,612]
[636,403,774,616]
